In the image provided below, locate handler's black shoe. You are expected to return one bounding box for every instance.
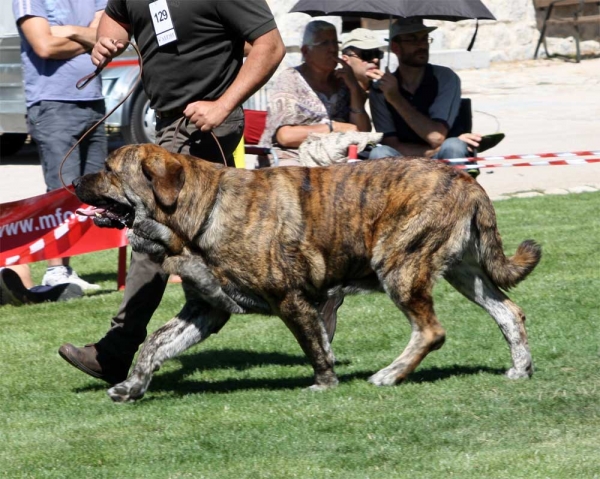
[0,268,83,306]
[58,343,129,385]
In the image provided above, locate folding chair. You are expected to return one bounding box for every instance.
[243,109,279,166]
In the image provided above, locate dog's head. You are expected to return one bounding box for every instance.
[75,144,185,229]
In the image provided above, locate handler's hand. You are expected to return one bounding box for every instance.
[91,37,126,68]
[184,100,230,132]
[458,132,483,152]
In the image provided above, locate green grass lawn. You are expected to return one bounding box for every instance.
[1,192,599,478]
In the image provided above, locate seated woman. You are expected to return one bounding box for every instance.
[259,20,372,166]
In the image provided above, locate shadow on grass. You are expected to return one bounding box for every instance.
[408,365,505,383]
[74,349,313,394]
[74,349,504,398]
[149,364,505,398]
[85,272,120,283]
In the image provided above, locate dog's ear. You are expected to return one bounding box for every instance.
[141,153,185,208]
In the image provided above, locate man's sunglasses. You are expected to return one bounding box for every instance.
[346,48,384,62]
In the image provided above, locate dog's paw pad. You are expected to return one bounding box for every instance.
[107,387,131,403]
[306,383,334,392]
[107,383,145,402]
[505,368,532,380]
[368,370,398,386]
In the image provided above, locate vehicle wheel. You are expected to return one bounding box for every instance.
[122,91,155,144]
[0,133,28,156]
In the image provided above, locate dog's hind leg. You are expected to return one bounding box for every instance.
[369,261,446,386]
[107,301,230,402]
[444,261,533,379]
[278,292,338,390]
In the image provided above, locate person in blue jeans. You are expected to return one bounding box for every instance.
[13,0,107,290]
[366,18,483,172]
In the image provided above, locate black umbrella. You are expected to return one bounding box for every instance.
[290,0,496,52]
[289,0,496,22]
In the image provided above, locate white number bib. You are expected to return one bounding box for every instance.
[149,0,177,46]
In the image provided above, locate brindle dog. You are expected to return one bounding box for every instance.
[74,144,541,402]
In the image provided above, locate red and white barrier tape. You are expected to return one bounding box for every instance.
[453,158,600,170]
[478,150,600,161]
[444,149,600,164]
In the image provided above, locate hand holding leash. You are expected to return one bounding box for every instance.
[66,42,143,193]
[183,100,230,132]
[78,38,129,91]
[91,37,128,68]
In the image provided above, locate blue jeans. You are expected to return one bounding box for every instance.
[368,137,470,161]
[27,100,107,191]
[433,137,470,160]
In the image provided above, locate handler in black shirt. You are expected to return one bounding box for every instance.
[59,0,285,385]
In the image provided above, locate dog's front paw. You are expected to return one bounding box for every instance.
[368,368,403,387]
[107,378,147,403]
[306,383,332,392]
[505,366,533,380]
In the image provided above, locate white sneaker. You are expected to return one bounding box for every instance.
[42,266,100,291]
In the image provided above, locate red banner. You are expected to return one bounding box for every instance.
[0,186,128,267]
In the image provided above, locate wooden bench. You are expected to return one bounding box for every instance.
[533,0,600,62]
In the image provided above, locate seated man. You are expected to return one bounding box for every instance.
[367,18,482,167]
[341,28,387,94]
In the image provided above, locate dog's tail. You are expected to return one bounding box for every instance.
[474,194,542,290]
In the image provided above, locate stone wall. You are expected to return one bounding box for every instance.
[429,0,539,62]
[268,0,599,65]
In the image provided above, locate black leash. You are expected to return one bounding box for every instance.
[59,42,144,194]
